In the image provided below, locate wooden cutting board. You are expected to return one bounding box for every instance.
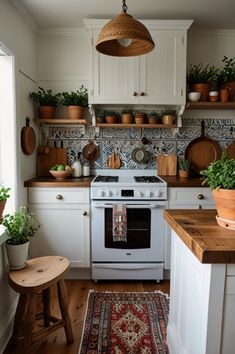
[21,117,36,155]
[106,153,121,169]
[225,142,235,159]
[36,147,67,176]
[157,152,177,175]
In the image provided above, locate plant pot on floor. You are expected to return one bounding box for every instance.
[5,241,29,269]
[38,106,56,119]
[67,105,85,120]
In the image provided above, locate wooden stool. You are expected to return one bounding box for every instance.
[8,256,74,351]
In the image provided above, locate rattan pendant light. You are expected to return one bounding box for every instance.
[96,0,155,57]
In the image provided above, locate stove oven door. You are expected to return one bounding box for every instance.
[91,200,167,262]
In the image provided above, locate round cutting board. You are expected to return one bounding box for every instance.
[82,143,100,165]
[21,117,36,155]
[106,153,121,169]
[225,142,235,159]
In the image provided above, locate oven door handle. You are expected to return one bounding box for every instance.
[93,203,160,209]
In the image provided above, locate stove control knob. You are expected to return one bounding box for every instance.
[136,191,143,198]
[106,190,112,197]
[155,189,161,198]
[98,190,105,197]
[145,190,152,198]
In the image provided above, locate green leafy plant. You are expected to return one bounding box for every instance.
[0,186,10,202]
[61,85,88,106]
[218,56,235,84]
[30,87,61,106]
[133,110,145,114]
[103,110,117,116]
[3,206,40,245]
[201,153,235,189]
[161,108,177,116]
[121,109,132,114]
[187,63,219,84]
[178,158,191,171]
[148,111,160,117]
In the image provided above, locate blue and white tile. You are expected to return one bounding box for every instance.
[176,140,191,156]
[150,140,177,155]
[182,118,201,126]
[102,127,141,140]
[177,127,200,139]
[205,125,223,139]
[143,128,174,139]
[223,126,234,140]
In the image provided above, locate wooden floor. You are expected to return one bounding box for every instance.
[4,279,170,354]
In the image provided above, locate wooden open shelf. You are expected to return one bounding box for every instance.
[96,123,177,128]
[186,102,235,110]
[34,118,87,125]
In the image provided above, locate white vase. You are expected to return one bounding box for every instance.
[6,241,29,270]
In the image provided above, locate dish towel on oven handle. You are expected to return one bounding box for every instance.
[112,204,127,242]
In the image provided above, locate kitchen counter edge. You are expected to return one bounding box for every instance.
[164,209,235,264]
[24,176,94,187]
[159,175,205,187]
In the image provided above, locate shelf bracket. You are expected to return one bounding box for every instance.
[94,126,100,138]
[88,104,96,126]
[172,127,179,138]
[177,105,185,128]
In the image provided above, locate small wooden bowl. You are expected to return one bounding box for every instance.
[49,170,73,180]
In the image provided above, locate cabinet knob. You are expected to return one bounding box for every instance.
[83,211,88,216]
[140,92,145,96]
[133,92,138,96]
[199,205,202,209]
[56,194,63,200]
[197,194,204,200]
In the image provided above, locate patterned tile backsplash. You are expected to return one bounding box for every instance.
[47,115,235,171]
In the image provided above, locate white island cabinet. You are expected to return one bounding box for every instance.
[28,187,90,269]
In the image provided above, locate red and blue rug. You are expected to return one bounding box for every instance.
[79,291,169,354]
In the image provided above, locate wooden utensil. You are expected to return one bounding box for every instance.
[185,119,222,175]
[21,117,36,155]
[157,151,177,175]
[106,153,121,169]
[36,147,67,176]
[82,142,100,165]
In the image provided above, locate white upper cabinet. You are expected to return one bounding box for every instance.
[84,20,193,105]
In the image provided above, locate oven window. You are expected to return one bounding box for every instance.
[105,208,151,249]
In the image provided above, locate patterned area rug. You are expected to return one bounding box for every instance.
[79,291,169,354]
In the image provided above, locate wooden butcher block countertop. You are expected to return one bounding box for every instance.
[159,175,205,187]
[164,209,235,264]
[24,176,94,187]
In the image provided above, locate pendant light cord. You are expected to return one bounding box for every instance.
[122,0,128,13]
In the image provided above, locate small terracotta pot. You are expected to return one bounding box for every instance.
[179,170,189,178]
[67,106,85,120]
[105,115,117,124]
[134,114,145,124]
[162,115,175,125]
[121,114,133,124]
[96,116,105,123]
[213,189,235,222]
[38,106,56,119]
[221,82,235,101]
[191,83,210,101]
[219,89,230,102]
[148,116,160,124]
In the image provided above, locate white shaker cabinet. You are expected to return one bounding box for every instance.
[28,187,90,268]
[165,187,215,270]
[84,20,193,105]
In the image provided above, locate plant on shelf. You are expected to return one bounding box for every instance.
[121,109,133,124]
[147,111,161,124]
[96,111,105,123]
[3,206,40,269]
[61,85,88,119]
[103,111,118,124]
[30,87,61,119]
[160,108,177,125]
[200,152,235,229]
[218,56,235,101]
[0,185,11,222]
[187,63,219,101]
[178,158,191,177]
[133,110,146,124]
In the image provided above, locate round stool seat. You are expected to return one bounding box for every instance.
[9,256,70,294]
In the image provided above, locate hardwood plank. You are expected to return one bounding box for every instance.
[4,279,170,354]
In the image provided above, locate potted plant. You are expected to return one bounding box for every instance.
[61,85,88,119]
[104,111,118,124]
[133,110,146,124]
[0,185,11,223]
[96,111,105,123]
[201,153,235,229]
[218,56,235,101]
[30,87,61,119]
[187,63,219,101]
[147,111,161,124]
[161,108,177,125]
[121,109,133,124]
[178,158,191,178]
[3,206,40,269]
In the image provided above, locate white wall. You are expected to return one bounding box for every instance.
[0,0,37,351]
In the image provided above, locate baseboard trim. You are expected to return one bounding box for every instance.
[0,296,18,354]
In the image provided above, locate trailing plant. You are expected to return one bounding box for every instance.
[178,158,191,171]
[201,152,235,190]
[30,87,61,106]
[187,63,219,84]
[218,56,235,84]
[61,85,88,106]
[3,206,40,245]
[0,185,10,202]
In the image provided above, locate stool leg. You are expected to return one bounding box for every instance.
[57,279,74,344]
[22,293,38,351]
[10,294,28,346]
[42,288,51,327]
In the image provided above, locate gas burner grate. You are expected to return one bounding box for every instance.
[94,175,119,183]
[134,176,163,183]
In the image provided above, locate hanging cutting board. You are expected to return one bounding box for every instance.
[36,147,67,176]
[21,117,36,155]
[106,153,121,169]
[157,152,177,175]
[185,119,222,175]
[225,142,235,159]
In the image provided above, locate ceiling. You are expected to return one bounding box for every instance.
[12,0,235,30]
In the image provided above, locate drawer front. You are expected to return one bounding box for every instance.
[29,187,89,204]
[169,187,214,206]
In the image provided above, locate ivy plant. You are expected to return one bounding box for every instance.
[200,153,235,189]
[3,206,40,245]
[0,186,11,202]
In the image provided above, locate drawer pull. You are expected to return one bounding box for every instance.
[140,91,145,96]
[56,194,63,200]
[83,211,88,216]
[197,194,204,200]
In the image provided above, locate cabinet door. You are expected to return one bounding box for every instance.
[29,204,90,268]
[92,31,139,104]
[139,30,186,105]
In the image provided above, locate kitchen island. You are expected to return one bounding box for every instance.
[164,209,235,354]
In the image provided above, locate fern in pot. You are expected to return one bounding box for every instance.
[201,153,235,229]
[3,206,40,269]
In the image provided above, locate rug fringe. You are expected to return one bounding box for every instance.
[87,289,170,299]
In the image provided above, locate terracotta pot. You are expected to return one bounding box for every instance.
[212,189,235,223]
[38,106,56,119]
[162,115,175,125]
[221,81,235,101]
[134,114,145,124]
[0,200,6,224]
[121,114,133,124]
[148,116,160,124]
[179,170,189,178]
[191,83,210,101]
[105,115,117,124]
[219,89,229,102]
[67,106,85,120]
